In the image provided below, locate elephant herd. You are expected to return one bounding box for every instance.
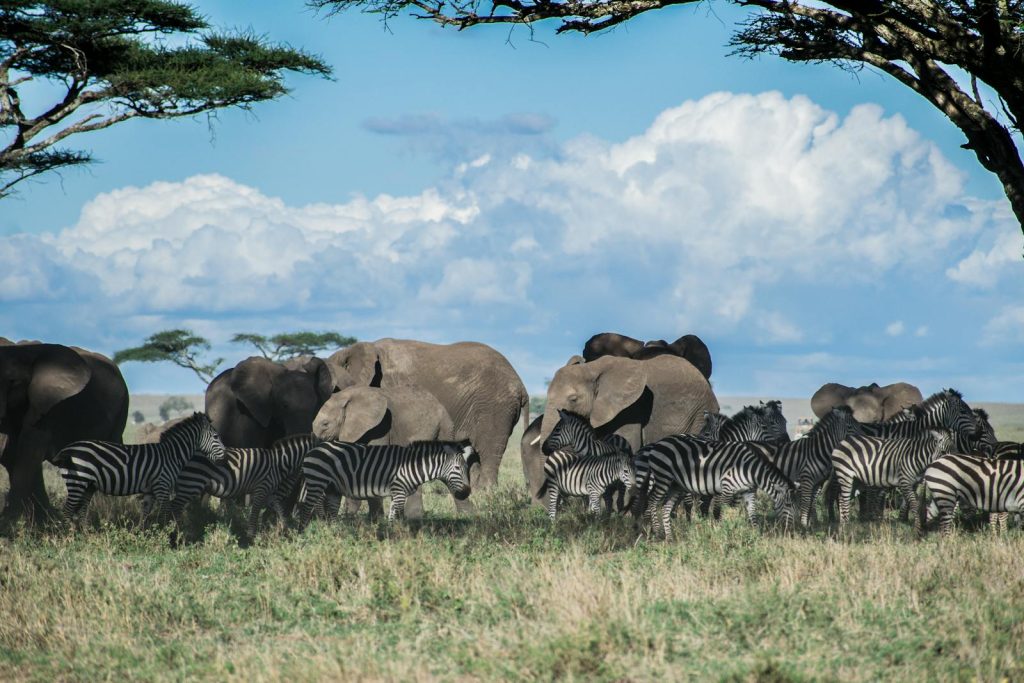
[0,330,972,526]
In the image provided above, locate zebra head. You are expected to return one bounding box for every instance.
[758,400,789,442]
[541,409,590,455]
[928,429,955,461]
[618,457,635,489]
[439,440,475,500]
[969,409,997,457]
[195,412,227,463]
[699,411,728,439]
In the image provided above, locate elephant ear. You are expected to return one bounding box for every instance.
[339,389,388,442]
[229,357,282,428]
[328,342,381,388]
[591,361,646,430]
[311,358,335,403]
[28,345,91,417]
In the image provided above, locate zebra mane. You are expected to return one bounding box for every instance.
[160,412,210,441]
[973,408,990,421]
[556,409,591,427]
[271,433,320,449]
[805,405,853,436]
[730,405,763,422]
[918,388,964,411]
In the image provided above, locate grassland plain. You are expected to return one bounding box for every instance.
[0,401,1022,681]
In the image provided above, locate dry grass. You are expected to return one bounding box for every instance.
[1,402,1022,680]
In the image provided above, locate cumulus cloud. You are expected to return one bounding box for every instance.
[946,226,1022,287]
[1,91,1017,394]
[982,306,1024,345]
[886,321,905,336]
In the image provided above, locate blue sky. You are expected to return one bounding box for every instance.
[1,2,1022,400]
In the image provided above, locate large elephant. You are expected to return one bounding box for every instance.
[312,385,456,517]
[582,333,645,362]
[325,339,529,490]
[810,382,923,423]
[521,415,545,504]
[538,354,719,457]
[206,355,333,448]
[0,340,129,519]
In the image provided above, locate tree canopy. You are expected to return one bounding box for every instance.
[231,331,357,361]
[311,0,1024,240]
[1,0,331,197]
[113,329,223,383]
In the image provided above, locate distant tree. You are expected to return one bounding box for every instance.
[231,331,357,360]
[158,395,192,422]
[311,0,1024,241]
[131,409,145,424]
[1,0,331,198]
[114,329,222,384]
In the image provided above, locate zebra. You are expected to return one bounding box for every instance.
[542,446,634,519]
[864,405,995,456]
[297,439,475,527]
[700,402,788,443]
[993,441,1024,459]
[922,453,1024,535]
[541,409,634,511]
[169,433,321,537]
[831,428,954,526]
[635,434,795,539]
[882,389,980,445]
[760,405,864,527]
[53,412,226,525]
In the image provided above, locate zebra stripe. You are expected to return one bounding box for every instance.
[170,433,320,536]
[831,429,954,526]
[700,403,788,443]
[541,409,623,457]
[922,453,1024,535]
[863,405,995,456]
[993,441,1024,459]
[54,412,225,525]
[297,440,475,526]
[542,446,634,519]
[636,434,794,539]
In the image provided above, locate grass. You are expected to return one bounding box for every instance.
[1,403,1023,680]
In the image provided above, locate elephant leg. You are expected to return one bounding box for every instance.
[367,497,384,521]
[405,487,424,520]
[2,440,52,521]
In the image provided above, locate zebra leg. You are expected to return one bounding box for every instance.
[63,485,94,527]
[680,492,694,521]
[367,498,384,521]
[798,476,816,528]
[836,476,854,527]
[897,479,918,526]
[936,501,956,537]
[742,492,757,524]
[990,512,1009,533]
[823,477,839,524]
[659,494,675,541]
[587,485,604,515]
[545,483,560,520]
[388,486,410,521]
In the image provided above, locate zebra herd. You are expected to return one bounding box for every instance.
[46,389,1024,539]
[539,390,1023,538]
[52,412,476,536]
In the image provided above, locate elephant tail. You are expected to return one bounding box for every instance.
[520,397,530,438]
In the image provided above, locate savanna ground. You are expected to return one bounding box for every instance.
[1,399,1022,681]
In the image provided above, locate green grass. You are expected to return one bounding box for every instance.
[2,439,1023,682]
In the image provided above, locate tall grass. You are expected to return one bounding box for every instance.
[2,443,1023,682]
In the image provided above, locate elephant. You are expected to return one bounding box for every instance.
[584,332,713,380]
[325,339,529,492]
[205,355,333,448]
[521,415,545,505]
[537,354,719,459]
[811,382,923,423]
[0,339,129,519]
[311,385,456,518]
[582,333,645,362]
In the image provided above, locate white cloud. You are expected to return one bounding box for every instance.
[982,306,1024,346]
[886,321,905,336]
[915,326,929,337]
[946,227,1021,287]
[1,91,1017,396]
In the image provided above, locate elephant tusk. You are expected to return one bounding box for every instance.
[529,434,543,446]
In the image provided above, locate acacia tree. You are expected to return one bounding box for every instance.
[0,0,331,197]
[231,331,357,360]
[114,329,222,383]
[311,0,1024,240]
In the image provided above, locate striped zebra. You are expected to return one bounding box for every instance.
[882,389,981,447]
[542,446,634,519]
[865,405,995,456]
[760,406,864,527]
[993,441,1024,459]
[541,409,633,511]
[297,439,475,527]
[169,433,320,537]
[54,412,225,525]
[635,434,795,539]
[922,453,1024,535]
[831,429,954,526]
[699,404,786,443]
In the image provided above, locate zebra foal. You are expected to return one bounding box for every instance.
[831,429,954,526]
[53,412,225,525]
[541,409,634,511]
[542,446,634,519]
[297,439,476,527]
[170,433,321,537]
